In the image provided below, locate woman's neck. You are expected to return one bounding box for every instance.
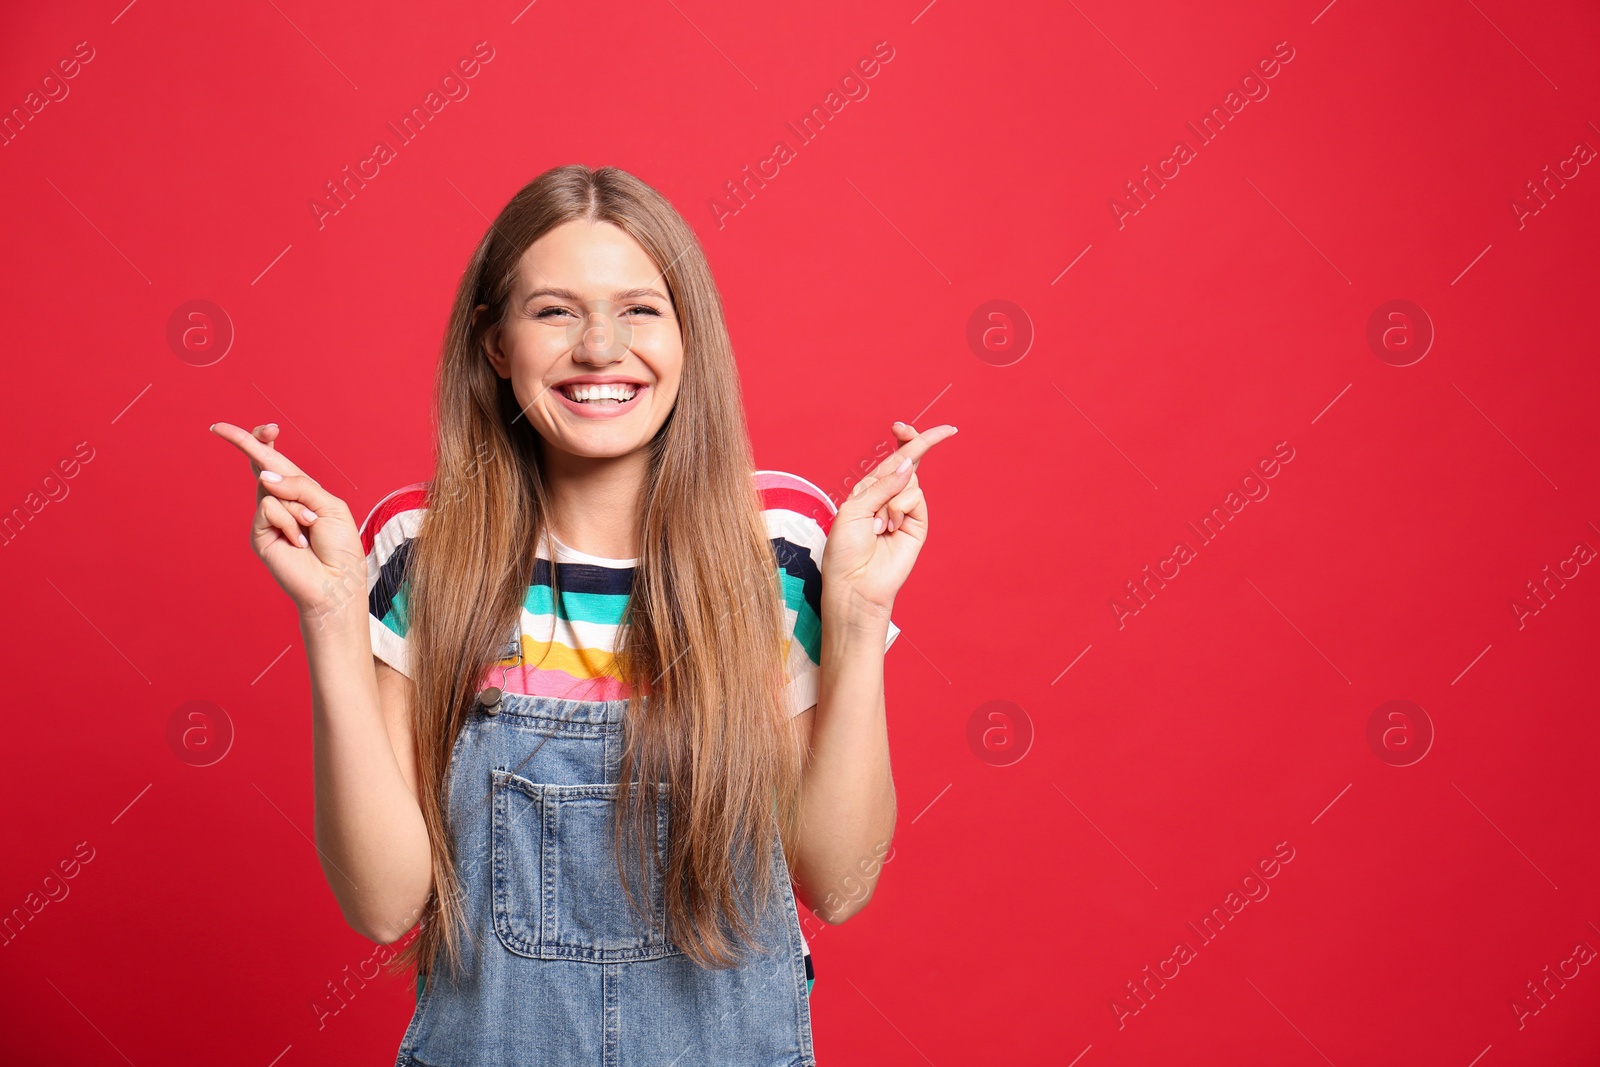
[540,445,649,560]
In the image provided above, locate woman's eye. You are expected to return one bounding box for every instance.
[535,305,659,319]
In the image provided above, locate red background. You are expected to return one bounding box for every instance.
[3,0,1599,1063]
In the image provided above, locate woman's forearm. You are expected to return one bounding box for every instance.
[792,594,898,924]
[301,604,433,942]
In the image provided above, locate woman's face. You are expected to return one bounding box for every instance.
[484,219,684,460]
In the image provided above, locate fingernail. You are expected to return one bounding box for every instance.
[298,533,308,547]
[261,470,283,483]
[873,516,886,534]
[895,456,912,474]
[266,423,278,429]
[302,509,317,523]
[207,423,215,432]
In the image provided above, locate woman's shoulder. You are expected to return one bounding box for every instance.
[358,481,431,561]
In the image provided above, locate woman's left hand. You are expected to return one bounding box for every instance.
[822,420,958,622]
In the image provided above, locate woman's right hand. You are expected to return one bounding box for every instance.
[209,421,368,625]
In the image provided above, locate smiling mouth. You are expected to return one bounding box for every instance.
[556,383,641,405]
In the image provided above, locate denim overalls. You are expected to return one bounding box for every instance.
[394,691,817,1067]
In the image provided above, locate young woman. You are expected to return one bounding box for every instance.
[211,164,954,1066]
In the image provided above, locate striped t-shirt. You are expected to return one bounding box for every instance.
[361,469,901,996]
[360,469,900,713]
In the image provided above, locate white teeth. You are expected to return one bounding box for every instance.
[564,383,638,403]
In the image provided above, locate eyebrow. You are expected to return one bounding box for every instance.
[522,286,669,306]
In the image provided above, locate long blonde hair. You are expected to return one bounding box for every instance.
[388,164,801,983]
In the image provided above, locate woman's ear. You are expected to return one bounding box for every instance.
[475,304,508,377]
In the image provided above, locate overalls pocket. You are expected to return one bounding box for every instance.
[490,769,684,962]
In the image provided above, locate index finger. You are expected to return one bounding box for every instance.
[209,421,310,479]
[880,423,958,474]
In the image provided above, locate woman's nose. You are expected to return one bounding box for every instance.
[574,310,630,360]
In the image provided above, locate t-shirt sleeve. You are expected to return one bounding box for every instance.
[358,483,430,679]
[757,471,901,718]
